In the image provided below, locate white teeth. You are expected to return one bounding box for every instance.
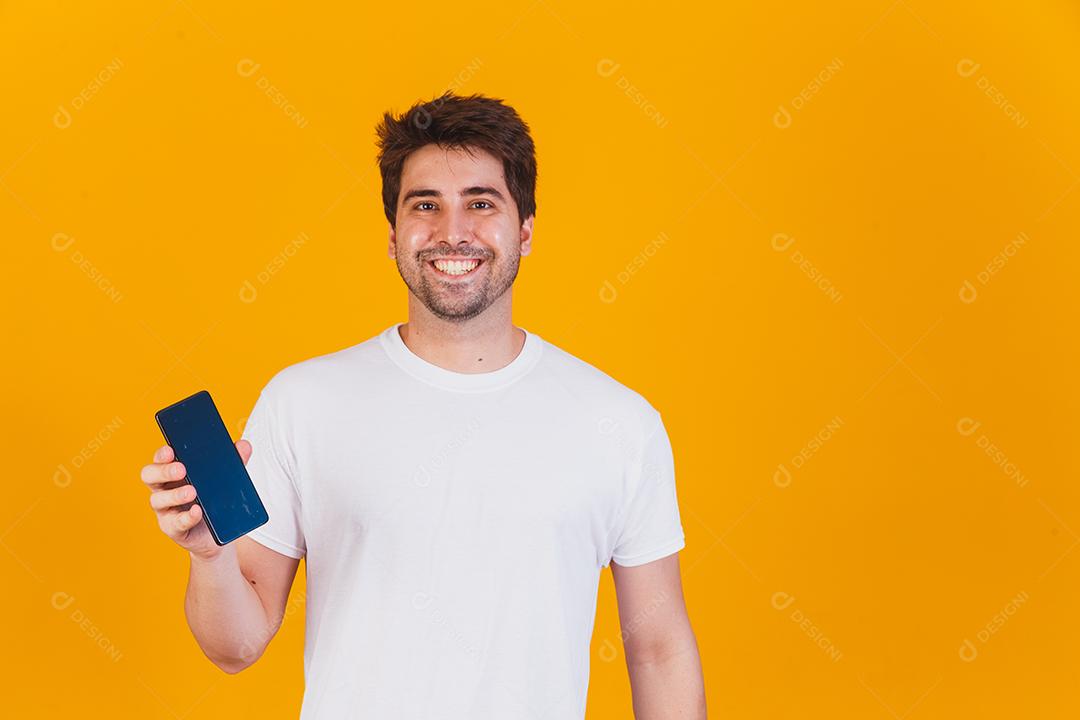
[433,259,480,275]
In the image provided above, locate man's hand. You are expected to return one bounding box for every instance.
[140,440,253,560]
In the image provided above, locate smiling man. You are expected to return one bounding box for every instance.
[141,91,705,719]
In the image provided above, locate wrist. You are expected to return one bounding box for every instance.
[189,544,234,565]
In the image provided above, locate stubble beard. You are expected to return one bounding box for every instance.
[396,250,521,323]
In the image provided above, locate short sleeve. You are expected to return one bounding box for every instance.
[608,410,686,567]
[240,386,306,559]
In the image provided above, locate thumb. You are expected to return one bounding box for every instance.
[236,438,253,465]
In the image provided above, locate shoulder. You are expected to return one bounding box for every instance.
[256,332,387,405]
[535,335,662,440]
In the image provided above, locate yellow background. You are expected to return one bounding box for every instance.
[3,0,1078,717]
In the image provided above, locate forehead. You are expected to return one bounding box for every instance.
[400,144,507,190]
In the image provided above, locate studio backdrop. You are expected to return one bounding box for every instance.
[3,1,1078,717]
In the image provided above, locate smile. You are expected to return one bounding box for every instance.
[429,258,483,277]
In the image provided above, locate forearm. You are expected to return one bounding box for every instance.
[626,639,706,719]
[184,547,273,672]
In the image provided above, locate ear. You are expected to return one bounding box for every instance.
[519,215,535,256]
[387,224,397,259]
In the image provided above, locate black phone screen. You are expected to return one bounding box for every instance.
[155,390,268,545]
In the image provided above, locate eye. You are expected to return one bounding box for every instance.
[415,202,436,211]
[471,200,494,209]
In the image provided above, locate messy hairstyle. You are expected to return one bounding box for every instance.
[374,91,537,229]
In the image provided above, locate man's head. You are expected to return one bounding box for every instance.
[375,92,537,323]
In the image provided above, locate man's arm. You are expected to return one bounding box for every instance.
[185,536,301,673]
[142,440,303,674]
[611,552,706,719]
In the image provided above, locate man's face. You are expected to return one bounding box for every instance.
[388,143,533,322]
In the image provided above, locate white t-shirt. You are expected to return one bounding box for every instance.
[240,322,686,719]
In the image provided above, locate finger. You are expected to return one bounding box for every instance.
[140,462,167,486]
[141,461,186,487]
[236,439,252,465]
[150,484,197,512]
[174,502,202,533]
[153,445,174,464]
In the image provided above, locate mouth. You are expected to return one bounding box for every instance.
[427,258,485,279]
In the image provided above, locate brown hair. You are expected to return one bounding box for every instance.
[374,91,537,229]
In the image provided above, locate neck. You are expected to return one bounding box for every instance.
[400,295,524,374]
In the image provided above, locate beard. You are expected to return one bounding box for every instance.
[396,249,520,322]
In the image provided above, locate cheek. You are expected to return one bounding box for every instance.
[396,223,431,251]
[479,218,520,252]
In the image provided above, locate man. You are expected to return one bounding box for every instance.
[140,91,706,719]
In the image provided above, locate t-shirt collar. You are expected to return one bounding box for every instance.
[379,322,544,392]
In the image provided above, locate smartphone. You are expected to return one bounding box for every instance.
[155,390,268,546]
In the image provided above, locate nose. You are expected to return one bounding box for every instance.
[437,204,472,246]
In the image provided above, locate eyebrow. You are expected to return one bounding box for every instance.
[401,185,506,205]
